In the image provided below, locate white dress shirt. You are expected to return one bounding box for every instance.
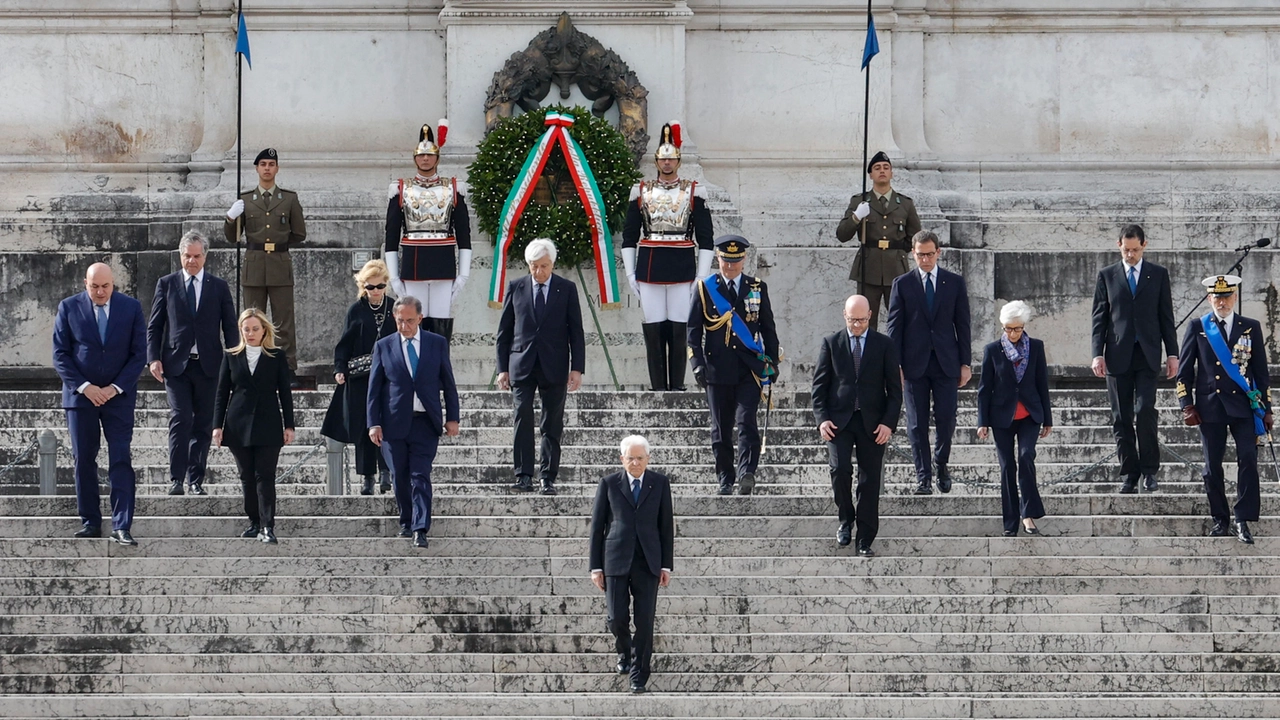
[1213,311,1235,337]
[532,278,549,305]
[400,331,426,413]
[245,345,263,374]
[918,267,937,288]
[719,274,739,298]
[1123,259,1143,290]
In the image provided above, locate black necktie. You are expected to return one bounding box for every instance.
[851,334,863,411]
[186,276,197,316]
[726,278,738,305]
[535,283,547,319]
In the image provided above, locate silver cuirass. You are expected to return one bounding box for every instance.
[640,179,695,234]
[401,176,455,234]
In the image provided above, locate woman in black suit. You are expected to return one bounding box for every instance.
[977,301,1053,537]
[213,308,295,543]
[321,260,397,495]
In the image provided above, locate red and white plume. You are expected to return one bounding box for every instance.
[436,119,449,149]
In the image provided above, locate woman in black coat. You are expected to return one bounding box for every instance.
[213,308,295,543]
[977,301,1053,537]
[321,260,397,495]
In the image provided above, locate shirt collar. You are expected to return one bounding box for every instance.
[847,330,866,340]
[183,269,205,283]
[919,267,935,281]
[1124,259,1143,274]
[91,296,110,309]
[402,330,421,345]
[1214,311,1235,325]
[627,471,644,483]
[875,188,893,203]
[257,185,275,197]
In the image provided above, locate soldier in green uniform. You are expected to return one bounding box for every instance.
[224,148,307,381]
[835,151,922,331]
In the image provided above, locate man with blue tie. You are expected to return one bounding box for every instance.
[147,231,239,496]
[887,231,972,495]
[367,296,461,549]
[53,263,147,545]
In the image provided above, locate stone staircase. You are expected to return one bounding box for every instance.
[0,387,1276,718]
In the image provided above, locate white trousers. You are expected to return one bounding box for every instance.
[403,280,453,319]
[638,281,694,324]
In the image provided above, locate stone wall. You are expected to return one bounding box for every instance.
[2,0,1278,384]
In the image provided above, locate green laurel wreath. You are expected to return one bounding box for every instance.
[468,105,641,268]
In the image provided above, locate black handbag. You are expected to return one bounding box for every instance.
[346,353,373,379]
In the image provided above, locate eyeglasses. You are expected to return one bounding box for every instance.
[364,283,387,291]
[914,251,938,259]
[845,316,871,325]
[1004,325,1025,332]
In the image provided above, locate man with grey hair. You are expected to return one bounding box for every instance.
[589,434,674,694]
[147,230,239,495]
[496,239,586,495]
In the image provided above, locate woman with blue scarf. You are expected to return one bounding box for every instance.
[977,301,1053,536]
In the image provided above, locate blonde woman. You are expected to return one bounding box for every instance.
[213,308,295,543]
[322,260,397,495]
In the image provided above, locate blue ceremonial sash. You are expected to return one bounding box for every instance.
[701,275,775,383]
[1202,313,1266,437]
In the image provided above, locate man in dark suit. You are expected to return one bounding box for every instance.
[589,435,674,694]
[368,295,461,548]
[812,295,902,556]
[495,239,586,495]
[52,263,147,546]
[887,231,971,495]
[1091,224,1178,493]
[1177,275,1271,544]
[147,230,239,496]
[688,235,780,496]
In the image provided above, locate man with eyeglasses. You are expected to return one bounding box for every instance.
[887,231,972,495]
[812,295,902,556]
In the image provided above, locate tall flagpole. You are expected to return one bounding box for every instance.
[858,0,873,299]
[235,2,244,314]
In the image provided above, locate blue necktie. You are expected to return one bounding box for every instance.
[95,305,108,344]
[186,276,197,316]
[631,476,641,505]
[924,273,935,311]
[535,283,547,320]
[1127,266,1137,296]
[406,338,419,377]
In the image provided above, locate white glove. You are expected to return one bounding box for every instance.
[451,275,468,303]
[384,251,406,297]
[628,276,641,300]
[451,248,472,304]
[853,201,871,221]
[695,248,715,283]
[621,247,642,300]
[227,199,245,220]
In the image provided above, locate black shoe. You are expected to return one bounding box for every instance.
[1119,477,1138,494]
[913,481,933,496]
[1209,520,1231,537]
[1023,524,1040,535]
[629,683,648,694]
[74,525,101,539]
[1142,474,1158,492]
[414,531,429,549]
[397,526,413,538]
[857,544,876,557]
[1235,520,1254,545]
[167,480,184,496]
[360,475,375,495]
[189,482,206,496]
[836,522,852,547]
[615,655,631,675]
[512,475,534,492]
[936,466,952,494]
[109,530,137,546]
[539,479,557,496]
[379,471,392,494]
[258,528,277,544]
[1002,529,1017,537]
[737,472,756,496]
[240,525,261,538]
[717,482,733,496]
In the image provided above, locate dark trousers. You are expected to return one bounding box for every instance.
[511,363,567,481]
[1198,418,1260,523]
[164,360,216,488]
[904,353,959,484]
[993,418,1046,534]
[606,547,661,687]
[827,412,885,547]
[354,433,389,477]
[382,414,440,532]
[244,284,296,371]
[859,282,890,332]
[228,444,280,528]
[1106,353,1160,478]
[66,403,136,531]
[706,377,761,485]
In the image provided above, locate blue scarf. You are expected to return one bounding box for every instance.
[1001,333,1030,383]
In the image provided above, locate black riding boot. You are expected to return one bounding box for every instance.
[641,323,668,391]
[360,475,375,496]
[666,321,688,391]
[433,318,454,344]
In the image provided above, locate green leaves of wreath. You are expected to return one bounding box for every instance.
[468,105,641,268]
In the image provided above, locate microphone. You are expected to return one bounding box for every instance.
[1234,238,1270,252]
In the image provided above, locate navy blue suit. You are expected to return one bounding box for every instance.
[887,267,972,488]
[147,271,238,490]
[368,330,460,532]
[53,291,147,531]
[977,337,1052,534]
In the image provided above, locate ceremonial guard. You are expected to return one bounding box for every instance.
[688,236,780,496]
[835,151,922,330]
[622,122,715,391]
[384,120,473,343]
[224,148,307,380]
[1177,275,1272,544]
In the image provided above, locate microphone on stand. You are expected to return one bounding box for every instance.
[1234,238,1270,252]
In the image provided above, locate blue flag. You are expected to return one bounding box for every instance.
[861,14,879,70]
[235,12,252,69]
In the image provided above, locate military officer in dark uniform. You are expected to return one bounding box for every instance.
[384,120,472,343]
[1177,274,1272,544]
[622,121,715,391]
[688,236,780,496]
[835,151,922,330]
[224,148,307,380]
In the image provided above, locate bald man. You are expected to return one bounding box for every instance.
[811,295,902,556]
[53,263,147,545]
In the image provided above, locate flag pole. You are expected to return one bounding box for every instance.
[858,0,873,302]
[235,2,244,314]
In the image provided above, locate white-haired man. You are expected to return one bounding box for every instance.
[496,239,586,494]
[589,435,674,694]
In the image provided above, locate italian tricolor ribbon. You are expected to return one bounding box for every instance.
[487,112,621,309]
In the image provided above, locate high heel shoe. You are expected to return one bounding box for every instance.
[1023,521,1040,535]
